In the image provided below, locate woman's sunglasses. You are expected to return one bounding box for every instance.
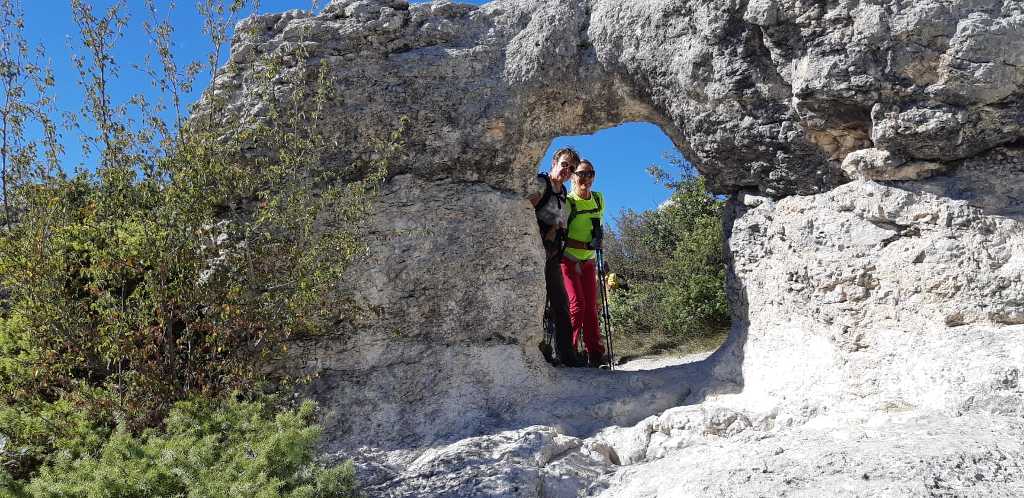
[574,170,595,178]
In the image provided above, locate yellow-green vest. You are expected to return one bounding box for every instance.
[565,191,604,261]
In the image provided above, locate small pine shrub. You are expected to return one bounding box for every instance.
[23,398,357,498]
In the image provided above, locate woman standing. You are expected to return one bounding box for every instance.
[561,159,606,367]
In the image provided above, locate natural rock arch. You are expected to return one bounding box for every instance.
[207,0,1024,464]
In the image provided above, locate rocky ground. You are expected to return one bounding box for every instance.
[601,410,1024,497]
[336,350,718,497]
[340,348,1024,498]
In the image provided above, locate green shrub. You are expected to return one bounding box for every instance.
[0,392,113,482]
[0,0,397,485]
[23,397,357,498]
[603,158,730,357]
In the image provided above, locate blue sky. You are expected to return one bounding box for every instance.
[17,0,683,223]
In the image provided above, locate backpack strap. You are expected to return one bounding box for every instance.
[568,196,578,229]
[537,172,553,212]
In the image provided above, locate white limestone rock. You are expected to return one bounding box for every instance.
[722,180,1024,420]
[349,426,614,498]
[597,413,1024,497]
[196,1,1024,495]
[841,148,948,181]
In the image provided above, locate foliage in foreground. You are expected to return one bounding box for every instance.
[2,397,357,498]
[603,157,730,357]
[0,0,396,487]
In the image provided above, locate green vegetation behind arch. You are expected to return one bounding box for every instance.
[603,157,730,358]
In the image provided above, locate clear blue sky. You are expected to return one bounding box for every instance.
[18,0,684,224]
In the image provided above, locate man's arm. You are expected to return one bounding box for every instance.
[527,193,541,207]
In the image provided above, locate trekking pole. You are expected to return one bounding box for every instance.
[592,219,615,370]
[597,249,615,370]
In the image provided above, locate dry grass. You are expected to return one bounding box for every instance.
[609,325,729,363]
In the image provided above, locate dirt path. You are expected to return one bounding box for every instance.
[615,350,716,371]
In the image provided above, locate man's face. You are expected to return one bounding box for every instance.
[551,154,577,182]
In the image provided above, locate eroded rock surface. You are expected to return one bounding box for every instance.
[336,180,1024,497]
[201,0,1024,495]
[726,180,1024,418]
[599,412,1024,497]
[351,426,613,498]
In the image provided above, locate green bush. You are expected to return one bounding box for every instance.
[0,392,114,483]
[21,397,357,498]
[603,159,730,357]
[0,0,396,486]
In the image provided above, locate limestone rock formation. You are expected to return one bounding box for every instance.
[585,179,1024,496]
[200,0,1024,494]
[727,180,1024,416]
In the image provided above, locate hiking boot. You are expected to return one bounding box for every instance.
[587,353,608,368]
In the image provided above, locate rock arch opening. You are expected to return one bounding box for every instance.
[203,0,902,454]
[207,0,769,452]
[530,122,732,369]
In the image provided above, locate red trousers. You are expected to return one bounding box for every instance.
[560,257,604,362]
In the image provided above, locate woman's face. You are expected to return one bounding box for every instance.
[551,153,576,182]
[573,163,595,191]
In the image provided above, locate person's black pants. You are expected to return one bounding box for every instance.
[545,253,579,367]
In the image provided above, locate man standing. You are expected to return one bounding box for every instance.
[528,147,581,367]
